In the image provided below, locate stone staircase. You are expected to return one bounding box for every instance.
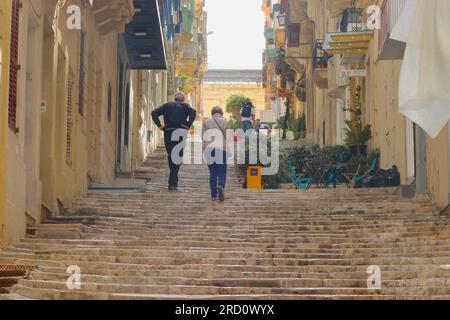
[0,146,450,300]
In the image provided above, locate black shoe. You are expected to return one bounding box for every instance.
[218,186,225,202]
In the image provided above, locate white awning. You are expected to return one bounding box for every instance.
[398,0,450,138]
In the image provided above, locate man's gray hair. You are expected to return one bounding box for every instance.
[174,92,186,102]
[211,106,223,116]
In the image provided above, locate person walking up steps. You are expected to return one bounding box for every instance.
[152,92,197,191]
[239,101,256,132]
[203,106,230,202]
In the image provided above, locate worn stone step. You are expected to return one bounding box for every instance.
[0,155,448,300]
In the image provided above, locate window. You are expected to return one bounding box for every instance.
[107,82,112,122]
[287,23,300,48]
[8,0,20,131]
[66,70,74,166]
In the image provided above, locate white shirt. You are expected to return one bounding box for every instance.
[202,114,230,151]
[240,107,256,122]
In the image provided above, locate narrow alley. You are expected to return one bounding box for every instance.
[1,0,450,305]
[1,144,449,300]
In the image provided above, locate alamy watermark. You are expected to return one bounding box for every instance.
[366,5,382,31]
[367,265,382,290]
[66,265,81,290]
[60,4,382,32]
[169,128,280,176]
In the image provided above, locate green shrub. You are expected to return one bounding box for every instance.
[320,145,348,162]
[226,94,251,119]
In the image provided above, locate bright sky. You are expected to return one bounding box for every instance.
[205,0,265,70]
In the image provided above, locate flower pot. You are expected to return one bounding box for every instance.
[358,144,368,157]
[349,144,368,157]
[349,145,359,157]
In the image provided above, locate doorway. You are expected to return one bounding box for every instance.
[116,38,131,175]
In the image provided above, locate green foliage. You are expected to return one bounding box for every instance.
[368,148,381,169]
[320,145,348,162]
[344,85,372,146]
[344,121,372,146]
[288,116,298,132]
[229,118,238,130]
[275,49,287,76]
[235,142,381,189]
[297,113,306,133]
[280,113,307,140]
[277,116,286,130]
[226,94,251,119]
[295,75,307,102]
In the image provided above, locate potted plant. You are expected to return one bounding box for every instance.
[344,85,372,156]
[344,121,372,156]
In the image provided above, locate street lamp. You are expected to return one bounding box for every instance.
[277,13,287,27]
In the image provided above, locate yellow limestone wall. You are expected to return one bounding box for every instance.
[426,127,449,208]
[203,83,265,119]
[40,1,120,214]
[368,12,449,207]
[3,0,45,246]
[1,0,171,246]
[0,0,12,245]
[2,0,126,245]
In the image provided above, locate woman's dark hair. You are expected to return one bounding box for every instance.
[211,106,224,116]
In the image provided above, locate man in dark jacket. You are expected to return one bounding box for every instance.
[152,92,197,191]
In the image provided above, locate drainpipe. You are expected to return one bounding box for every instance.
[415,127,427,197]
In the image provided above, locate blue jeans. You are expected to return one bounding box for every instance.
[205,148,228,199]
[241,120,253,132]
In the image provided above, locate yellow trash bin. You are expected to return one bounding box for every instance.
[246,166,262,190]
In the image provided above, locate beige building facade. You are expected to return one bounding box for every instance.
[203,69,265,119]
[0,0,12,244]
[0,0,192,246]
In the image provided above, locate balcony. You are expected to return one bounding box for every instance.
[327,0,376,17]
[181,0,195,41]
[122,0,167,70]
[265,27,275,45]
[92,0,135,35]
[378,0,407,60]
[339,8,365,33]
[179,42,198,77]
[265,47,280,63]
[323,8,373,58]
[312,41,332,90]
